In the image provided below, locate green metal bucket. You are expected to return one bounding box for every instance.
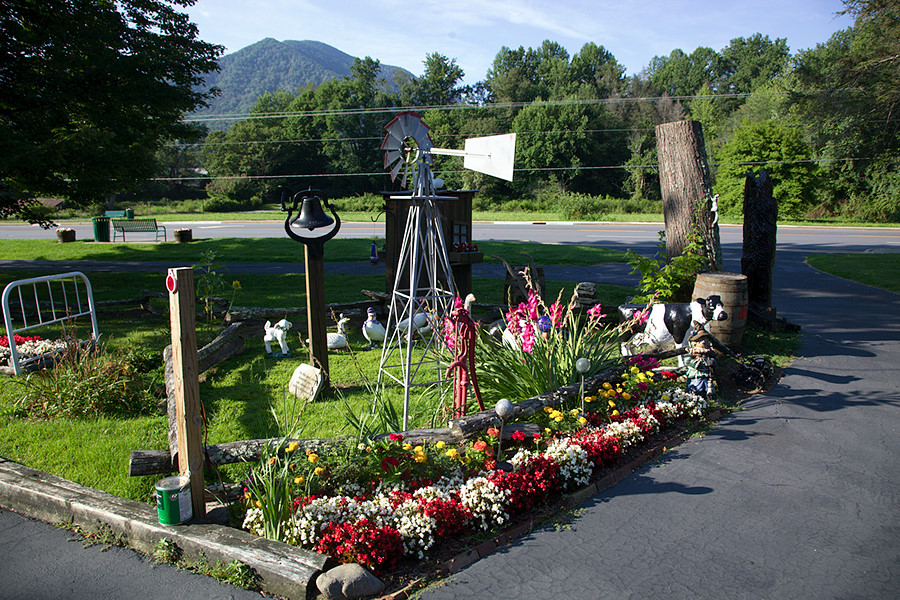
[155,475,193,525]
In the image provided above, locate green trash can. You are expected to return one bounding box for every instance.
[125,207,134,219]
[92,216,110,242]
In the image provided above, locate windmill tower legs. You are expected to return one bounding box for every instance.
[376,196,457,430]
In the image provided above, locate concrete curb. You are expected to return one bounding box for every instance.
[0,458,330,600]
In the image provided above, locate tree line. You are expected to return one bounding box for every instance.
[193,1,898,221]
[3,1,897,225]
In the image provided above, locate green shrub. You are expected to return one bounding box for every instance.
[626,228,708,303]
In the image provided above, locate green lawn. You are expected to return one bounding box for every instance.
[807,253,900,294]
[0,238,629,267]
[0,236,635,505]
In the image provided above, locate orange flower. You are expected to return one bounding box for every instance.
[473,440,488,451]
[486,427,500,438]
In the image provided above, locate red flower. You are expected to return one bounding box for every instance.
[473,440,488,452]
[511,430,526,442]
[381,456,399,472]
[388,432,403,442]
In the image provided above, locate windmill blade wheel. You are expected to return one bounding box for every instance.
[382,111,433,187]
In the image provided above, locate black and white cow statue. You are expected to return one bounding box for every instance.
[618,295,728,363]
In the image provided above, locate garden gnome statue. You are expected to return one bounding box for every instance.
[444,295,484,418]
[684,330,715,398]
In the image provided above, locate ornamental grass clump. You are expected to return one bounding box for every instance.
[477,286,617,401]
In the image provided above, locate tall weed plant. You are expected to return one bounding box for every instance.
[16,325,158,419]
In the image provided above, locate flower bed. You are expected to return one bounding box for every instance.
[0,334,68,366]
[239,361,712,583]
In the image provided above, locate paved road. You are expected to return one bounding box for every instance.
[3,219,900,254]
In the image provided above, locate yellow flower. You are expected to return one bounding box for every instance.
[662,394,670,401]
[602,382,612,390]
[254,500,262,508]
[646,371,654,379]
[232,280,242,290]
[612,410,620,416]
[305,448,314,456]
[414,453,427,463]
[584,396,595,403]
[608,399,616,408]
[544,406,553,413]
[286,442,299,453]
[630,366,640,374]
[622,392,632,401]
[570,408,579,416]
[579,417,587,425]
[436,441,446,450]
[554,415,564,423]
[402,443,412,451]
[314,467,324,476]
[414,445,424,453]
[268,457,276,465]
[294,475,305,485]
[308,453,319,463]
[445,448,459,459]
[544,427,551,434]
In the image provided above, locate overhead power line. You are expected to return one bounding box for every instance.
[151,156,870,182]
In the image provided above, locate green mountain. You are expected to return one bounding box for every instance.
[191,38,412,125]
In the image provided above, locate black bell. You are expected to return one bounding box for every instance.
[291,195,334,231]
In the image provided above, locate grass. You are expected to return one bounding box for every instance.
[0,238,629,266]
[806,253,900,294]
[0,234,635,505]
[12,237,870,509]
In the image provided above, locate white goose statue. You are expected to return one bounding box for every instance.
[361,307,386,350]
[327,314,351,350]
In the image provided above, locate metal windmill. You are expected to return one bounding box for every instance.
[376,111,516,429]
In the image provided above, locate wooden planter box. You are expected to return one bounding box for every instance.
[56,230,76,243]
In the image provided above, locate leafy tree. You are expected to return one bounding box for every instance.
[0,0,221,225]
[789,1,900,219]
[202,90,302,207]
[715,120,817,218]
[401,53,467,106]
[569,43,626,99]
[647,47,724,100]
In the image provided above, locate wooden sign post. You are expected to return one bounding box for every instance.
[166,267,206,521]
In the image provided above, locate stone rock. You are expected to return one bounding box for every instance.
[316,563,385,599]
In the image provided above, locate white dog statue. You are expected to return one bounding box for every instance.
[263,319,292,355]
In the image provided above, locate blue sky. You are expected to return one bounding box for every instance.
[185,0,854,84]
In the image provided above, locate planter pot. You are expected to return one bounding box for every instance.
[57,230,76,243]
[174,229,193,243]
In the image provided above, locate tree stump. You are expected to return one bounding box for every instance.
[656,120,722,270]
[741,170,777,310]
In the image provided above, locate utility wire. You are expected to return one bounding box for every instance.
[150,156,870,182]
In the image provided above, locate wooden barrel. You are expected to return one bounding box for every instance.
[692,272,748,348]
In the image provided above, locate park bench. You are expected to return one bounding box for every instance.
[104,210,128,219]
[111,218,167,242]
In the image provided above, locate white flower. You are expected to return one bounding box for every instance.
[458,476,510,530]
[544,438,591,490]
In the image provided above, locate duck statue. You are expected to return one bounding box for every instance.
[361,307,386,350]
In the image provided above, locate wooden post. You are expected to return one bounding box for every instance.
[305,247,330,388]
[166,267,206,521]
[656,120,722,271]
